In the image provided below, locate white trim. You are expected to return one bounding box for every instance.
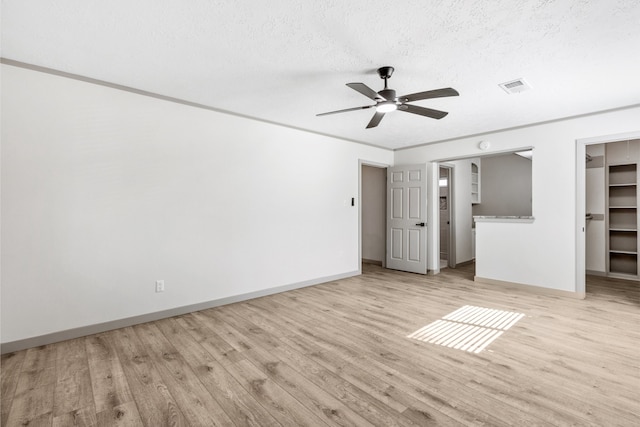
[474,276,585,299]
[575,130,640,297]
[394,104,640,151]
[439,164,456,268]
[585,269,607,277]
[359,159,390,272]
[429,162,441,274]
[0,58,390,151]
[0,270,359,354]
[432,146,534,164]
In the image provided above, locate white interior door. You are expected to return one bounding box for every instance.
[386,164,428,274]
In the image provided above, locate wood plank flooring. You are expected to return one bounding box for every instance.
[2,264,639,426]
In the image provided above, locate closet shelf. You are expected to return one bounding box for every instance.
[606,158,638,279]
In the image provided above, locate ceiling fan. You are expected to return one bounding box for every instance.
[317,66,459,129]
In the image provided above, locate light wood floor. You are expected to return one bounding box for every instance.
[2,264,639,426]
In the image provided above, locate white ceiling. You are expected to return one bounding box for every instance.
[2,0,640,150]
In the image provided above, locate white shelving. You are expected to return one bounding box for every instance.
[471,159,480,204]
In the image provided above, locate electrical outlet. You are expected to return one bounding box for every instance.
[155,280,165,293]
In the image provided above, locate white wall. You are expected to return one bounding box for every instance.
[0,65,393,344]
[395,105,640,292]
[361,165,386,263]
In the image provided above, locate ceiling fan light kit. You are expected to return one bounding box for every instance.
[317,66,459,129]
[376,101,397,113]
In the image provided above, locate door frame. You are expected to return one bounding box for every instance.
[358,159,390,274]
[439,164,456,268]
[575,130,640,295]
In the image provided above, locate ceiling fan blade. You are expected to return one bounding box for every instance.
[398,104,448,119]
[399,87,459,102]
[347,83,382,100]
[317,105,374,116]
[366,111,385,129]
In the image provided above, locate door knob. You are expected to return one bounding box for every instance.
[415,222,425,227]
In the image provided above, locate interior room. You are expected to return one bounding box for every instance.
[1,1,639,426]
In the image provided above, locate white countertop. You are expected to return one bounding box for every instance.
[473,215,535,223]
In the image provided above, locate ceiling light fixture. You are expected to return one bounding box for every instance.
[376,101,397,113]
[317,66,458,129]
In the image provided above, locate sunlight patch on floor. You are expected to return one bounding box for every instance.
[407,305,525,353]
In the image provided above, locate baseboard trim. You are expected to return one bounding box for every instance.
[454,259,475,268]
[585,269,607,277]
[362,258,383,266]
[474,276,586,300]
[1,270,359,354]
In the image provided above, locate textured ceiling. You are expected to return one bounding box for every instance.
[2,0,640,149]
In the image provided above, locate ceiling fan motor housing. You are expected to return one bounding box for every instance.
[378,88,396,101]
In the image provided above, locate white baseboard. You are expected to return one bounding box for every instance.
[585,269,607,277]
[1,270,359,354]
[474,276,586,299]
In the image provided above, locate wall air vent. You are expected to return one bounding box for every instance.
[499,78,531,94]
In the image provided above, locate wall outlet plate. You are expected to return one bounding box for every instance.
[155,280,165,293]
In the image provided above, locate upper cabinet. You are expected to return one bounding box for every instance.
[471,158,481,204]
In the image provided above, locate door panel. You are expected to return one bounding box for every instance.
[409,187,421,218]
[386,164,427,274]
[391,228,403,259]
[408,229,421,261]
[391,188,403,218]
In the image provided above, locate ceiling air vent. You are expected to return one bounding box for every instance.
[499,78,531,94]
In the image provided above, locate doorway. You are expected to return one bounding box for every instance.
[360,163,387,268]
[576,131,640,296]
[439,165,455,268]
